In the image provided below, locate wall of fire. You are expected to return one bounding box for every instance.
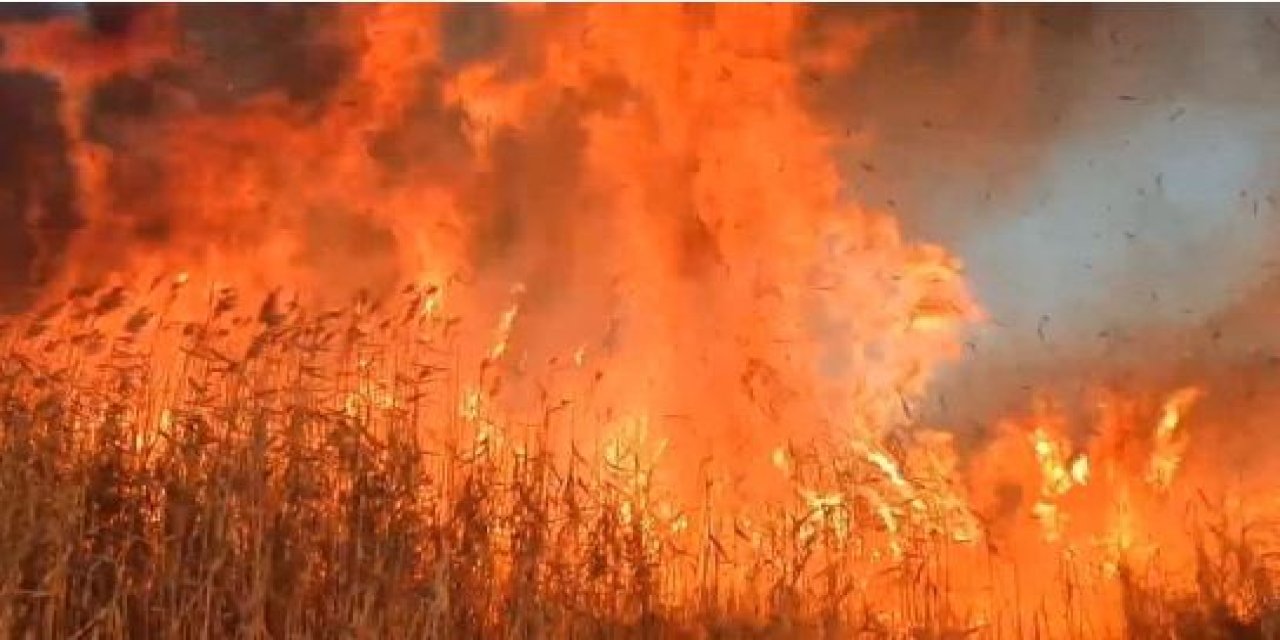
[2,4,1279,430]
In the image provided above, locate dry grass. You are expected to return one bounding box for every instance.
[0,281,1274,639]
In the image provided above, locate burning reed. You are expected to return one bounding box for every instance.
[0,281,1272,639]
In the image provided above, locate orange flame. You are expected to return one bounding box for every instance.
[0,6,978,497]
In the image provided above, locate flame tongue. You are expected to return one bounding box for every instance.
[1146,386,1203,491]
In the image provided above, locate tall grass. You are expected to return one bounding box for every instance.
[0,281,1273,638]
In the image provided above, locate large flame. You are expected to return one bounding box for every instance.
[0,5,973,485]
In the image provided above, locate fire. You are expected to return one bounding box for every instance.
[0,6,1274,638]
[0,4,979,492]
[1146,386,1203,491]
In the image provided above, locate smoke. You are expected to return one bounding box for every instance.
[801,6,1280,428]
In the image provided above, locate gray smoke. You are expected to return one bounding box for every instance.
[807,6,1280,429]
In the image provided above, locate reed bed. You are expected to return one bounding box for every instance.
[0,280,1274,639]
